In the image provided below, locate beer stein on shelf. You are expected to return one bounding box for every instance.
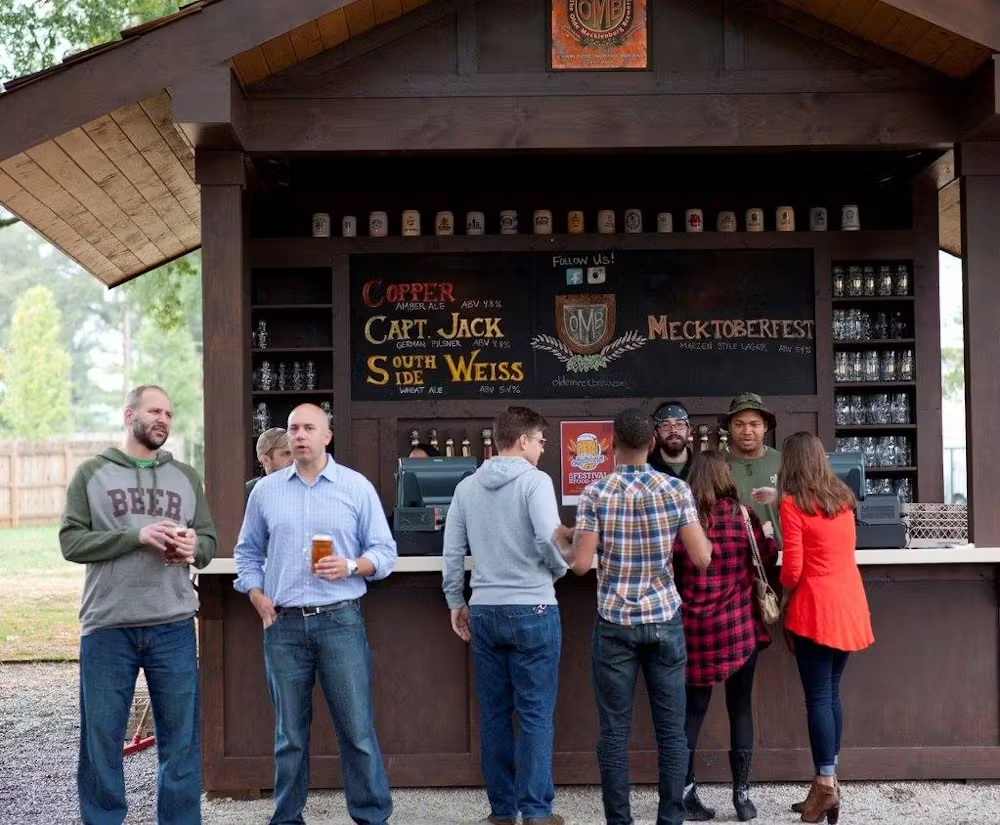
[254,319,269,350]
[291,361,304,391]
[849,394,866,425]
[895,478,913,503]
[890,393,910,424]
[257,360,274,392]
[879,350,897,382]
[832,266,845,298]
[834,394,851,426]
[877,265,894,297]
[870,393,891,425]
[717,428,729,451]
[898,349,915,382]
[276,362,288,391]
[894,264,910,296]
[847,265,863,297]
[305,361,317,391]
[253,402,271,436]
[696,424,711,451]
[862,266,877,297]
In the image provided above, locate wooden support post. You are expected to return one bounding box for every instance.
[958,142,1000,545]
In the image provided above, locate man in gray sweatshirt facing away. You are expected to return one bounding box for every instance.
[60,384,217,825]
[443,406,573,825]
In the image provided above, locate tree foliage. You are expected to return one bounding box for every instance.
[0,0,181,82]
[1,286,72,439]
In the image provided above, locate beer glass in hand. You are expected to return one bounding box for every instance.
[311,534,333,573]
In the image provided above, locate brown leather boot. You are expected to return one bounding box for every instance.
[799,780,840,824]
[792,777,840,813]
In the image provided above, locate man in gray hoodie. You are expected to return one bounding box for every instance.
[60,384,216,825]
[443,406,572,825]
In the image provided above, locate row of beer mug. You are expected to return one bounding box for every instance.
[310,205,861,237]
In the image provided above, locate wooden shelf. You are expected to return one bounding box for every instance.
[251,347,334,353]
[832,296,914,303]
[251,390,332,396]
[836,424,916,431]
[252,304,333,310]
[834,381,916,389]
[833,338,915,346]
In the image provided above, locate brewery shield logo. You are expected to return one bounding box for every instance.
[551,0,648,70]
[567,0,635,45]
[531,294,647,373]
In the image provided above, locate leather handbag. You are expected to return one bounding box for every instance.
[740,505,782,625]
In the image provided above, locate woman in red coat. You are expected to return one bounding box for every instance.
[673,450,777,822]
[778,432,875,824]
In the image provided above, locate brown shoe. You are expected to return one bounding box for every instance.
[523,816,565,825]
[478,817,517,825]
[799,780,840,824]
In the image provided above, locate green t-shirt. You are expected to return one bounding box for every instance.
[130,457,157,469]
[726,447,783,548]
[666,461,687,475]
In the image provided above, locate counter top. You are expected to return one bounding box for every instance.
[199,546,1000,575]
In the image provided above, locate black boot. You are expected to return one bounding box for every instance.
[683,750,715,821]
[729,750,757,821]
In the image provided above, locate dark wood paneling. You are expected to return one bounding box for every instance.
[200,153,247,557]
[349,418,381,487]
[959,144,1000,545]
[476,0,544,73]
[332,253,353,463]
[241,92,959,152]
[202,566,1000,790]
[813,247,836,449]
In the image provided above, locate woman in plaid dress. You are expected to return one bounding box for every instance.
[672,451,778,821]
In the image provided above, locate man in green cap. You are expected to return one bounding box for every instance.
[723,392,782,548]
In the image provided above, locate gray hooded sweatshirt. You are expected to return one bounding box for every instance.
[442,456,567,608]
[59,447,217,635]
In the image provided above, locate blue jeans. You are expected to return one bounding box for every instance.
[794,635,850,776]
[592,613,688,825]
[262,600,391,825]
[468,604,561,819]
[78,618,201,825]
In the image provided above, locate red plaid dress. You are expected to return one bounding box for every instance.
[672,499,778,687]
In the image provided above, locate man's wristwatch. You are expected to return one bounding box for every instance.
[346,559,359,578]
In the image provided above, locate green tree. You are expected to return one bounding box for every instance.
[1,285,72,439]
[0,0,181,82]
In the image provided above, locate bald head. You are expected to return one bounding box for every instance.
[287,404,332,468]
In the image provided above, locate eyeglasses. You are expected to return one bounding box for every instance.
[657,421,689,432]
[524,434,547,445]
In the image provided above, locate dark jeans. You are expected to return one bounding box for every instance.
[793,634,850,776]
[262,600,392,825]
[468,604,562,820]
[685,649,759,780]
[591,612,688,825]
[78,618,201,825]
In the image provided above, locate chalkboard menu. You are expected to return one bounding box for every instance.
[350,250,816,400]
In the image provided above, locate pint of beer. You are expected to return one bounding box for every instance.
[311,534,333,567]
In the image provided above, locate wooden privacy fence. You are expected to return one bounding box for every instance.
[0,440,118,527]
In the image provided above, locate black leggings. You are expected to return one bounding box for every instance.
[685,649,759,778]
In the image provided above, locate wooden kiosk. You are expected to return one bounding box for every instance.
[1,0,999,794]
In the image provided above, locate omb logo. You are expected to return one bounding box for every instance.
[567,0,635,42]
[530,293,648,374]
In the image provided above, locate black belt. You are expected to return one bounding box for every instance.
[276,599,358,617]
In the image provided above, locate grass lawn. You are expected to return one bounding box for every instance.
[0,526,83,662]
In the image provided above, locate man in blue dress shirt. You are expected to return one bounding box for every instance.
[234,403,397,825]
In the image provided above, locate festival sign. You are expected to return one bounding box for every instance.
[551,0,648,71]
[560,420,616,505]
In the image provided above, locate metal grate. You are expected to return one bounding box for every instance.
[902,503,969,546]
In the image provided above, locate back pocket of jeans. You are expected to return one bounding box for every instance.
[512,610,558,653]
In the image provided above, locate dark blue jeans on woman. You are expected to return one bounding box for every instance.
[468,604,562,821]
[591,612,688,825]
[793,634,850,777]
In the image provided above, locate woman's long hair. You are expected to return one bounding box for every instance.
[778,431,857,517]
[687,450,741,528]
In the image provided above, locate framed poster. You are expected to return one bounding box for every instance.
[551,0,648,71]
[560,420,616,505]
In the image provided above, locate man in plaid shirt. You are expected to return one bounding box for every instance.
[565,408,712,825]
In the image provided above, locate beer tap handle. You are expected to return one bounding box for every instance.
[429,427,439,450]
[461,438,471,457]
[444,437,455,458]
[408,428,420,448]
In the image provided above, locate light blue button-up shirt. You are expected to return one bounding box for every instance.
[234,456,397,608]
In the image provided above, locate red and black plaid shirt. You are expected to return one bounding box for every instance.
[672,499,778,687]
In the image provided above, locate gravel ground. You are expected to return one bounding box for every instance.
[2,662,998,824]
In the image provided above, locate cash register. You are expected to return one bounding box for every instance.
[393,456,478,555]
[828,451,907,549]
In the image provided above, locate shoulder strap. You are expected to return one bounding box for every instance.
[739,504,769,582]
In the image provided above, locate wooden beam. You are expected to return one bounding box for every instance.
[200,150,247,559]
[959,142,1000,544]
[0,0,359,162]
[957,141,1000,178]
[171,66,248,150]
[241,91,960,152]
[877,0,1000,52]
[962,57,1000,141]
[723,0,747,72]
